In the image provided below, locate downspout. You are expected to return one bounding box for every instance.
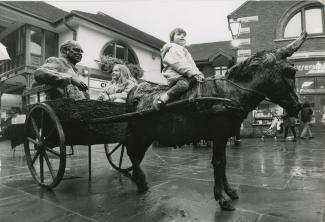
[63,17,77,40]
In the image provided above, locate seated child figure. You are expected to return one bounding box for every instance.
[97,64,137,103]
[153,28,204,110]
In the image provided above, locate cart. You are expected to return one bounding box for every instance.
[21,84,237,189]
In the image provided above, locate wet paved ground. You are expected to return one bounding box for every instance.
[0,132,324,222]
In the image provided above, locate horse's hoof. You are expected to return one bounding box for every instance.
[137,183,149,194]
[225,188,239,200]
[219,199,235,211]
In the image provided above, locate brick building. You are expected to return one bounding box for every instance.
[227,0,325,135]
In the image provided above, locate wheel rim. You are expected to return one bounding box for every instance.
[24,104,66,188]
[105,143,132,173]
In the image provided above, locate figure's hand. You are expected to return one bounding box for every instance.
[97,94,105,101]
[97,93,109,101]
[193,73,204,82]
[71,77,88,90]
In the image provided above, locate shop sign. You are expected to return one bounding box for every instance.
[295,61,325,75]
[89,78,111,89]
[229,16,258,23]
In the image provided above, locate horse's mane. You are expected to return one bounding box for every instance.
[225,50,275,81]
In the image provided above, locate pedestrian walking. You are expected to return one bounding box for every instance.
[300,101,314,139]
[282,110,297,142]
[261,113,282,141]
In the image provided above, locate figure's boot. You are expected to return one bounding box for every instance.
[153,94,169,111]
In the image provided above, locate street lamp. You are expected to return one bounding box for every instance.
[229,18,241,39]
[228,17,242,48]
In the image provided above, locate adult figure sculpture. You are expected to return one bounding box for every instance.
[34,40,89,100]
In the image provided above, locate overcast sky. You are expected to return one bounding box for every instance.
[47,0,247,44]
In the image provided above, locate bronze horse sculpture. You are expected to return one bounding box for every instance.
[125,32,307,211]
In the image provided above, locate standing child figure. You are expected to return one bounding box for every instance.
[153,28,204,110]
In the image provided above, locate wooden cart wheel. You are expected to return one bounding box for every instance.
[24,103,66,188]
[105,143,133,173]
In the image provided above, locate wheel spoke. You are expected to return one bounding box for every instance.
[119,145,125,168]
[43,151,55,180]
[27,137,38,145]
[43,127,55,144]
[40,152,44,183]
[40,109,44,139]
[31,150,40,165]
[30,117,41,140]
[44,145,60,157]
[108,143,122,156]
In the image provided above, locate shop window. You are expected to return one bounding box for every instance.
[316,76,325,89]
[297,77,315,92]
[102,41,138,64]
[253,103,282,125]
[214,66,228,76]
[284,6,324,38]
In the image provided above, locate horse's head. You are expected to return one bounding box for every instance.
[226,32,307,116]
[264,32,307,116]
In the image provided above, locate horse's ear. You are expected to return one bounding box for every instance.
[276,32,307,59]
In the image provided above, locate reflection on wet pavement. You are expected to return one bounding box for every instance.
[0,132,324,222]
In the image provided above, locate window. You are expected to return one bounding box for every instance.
[102,41,138,64]
[0,26,25,74]
[316,77,325,89]
[28,26,58,67]
[214,66,228,76]
[284,5,324,38]
[45,31,58,60]
[297,77,315,92]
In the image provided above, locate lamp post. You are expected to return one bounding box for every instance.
[229,18,242,40]
[228,17,242,64]
[228,17,242,48]
[228,17,242,145]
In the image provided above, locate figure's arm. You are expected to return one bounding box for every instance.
[163,47,202,78]
[34,57,72,86]
[108,81,136,102]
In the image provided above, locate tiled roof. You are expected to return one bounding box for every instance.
[188,41,235,62]
[68,10,165,50]
[1,1,68,23]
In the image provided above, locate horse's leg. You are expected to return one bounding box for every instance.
[222,147,239,200]
[212,137,235,211]
[126,132,152,193]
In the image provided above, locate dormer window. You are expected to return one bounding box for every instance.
[284,6,324,38]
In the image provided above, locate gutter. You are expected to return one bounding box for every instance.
[63,16,77,40]
[66,11,164,51]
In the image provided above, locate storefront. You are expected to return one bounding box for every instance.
[295,60,325,128]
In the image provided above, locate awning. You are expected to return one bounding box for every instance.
[0,43,11,61]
